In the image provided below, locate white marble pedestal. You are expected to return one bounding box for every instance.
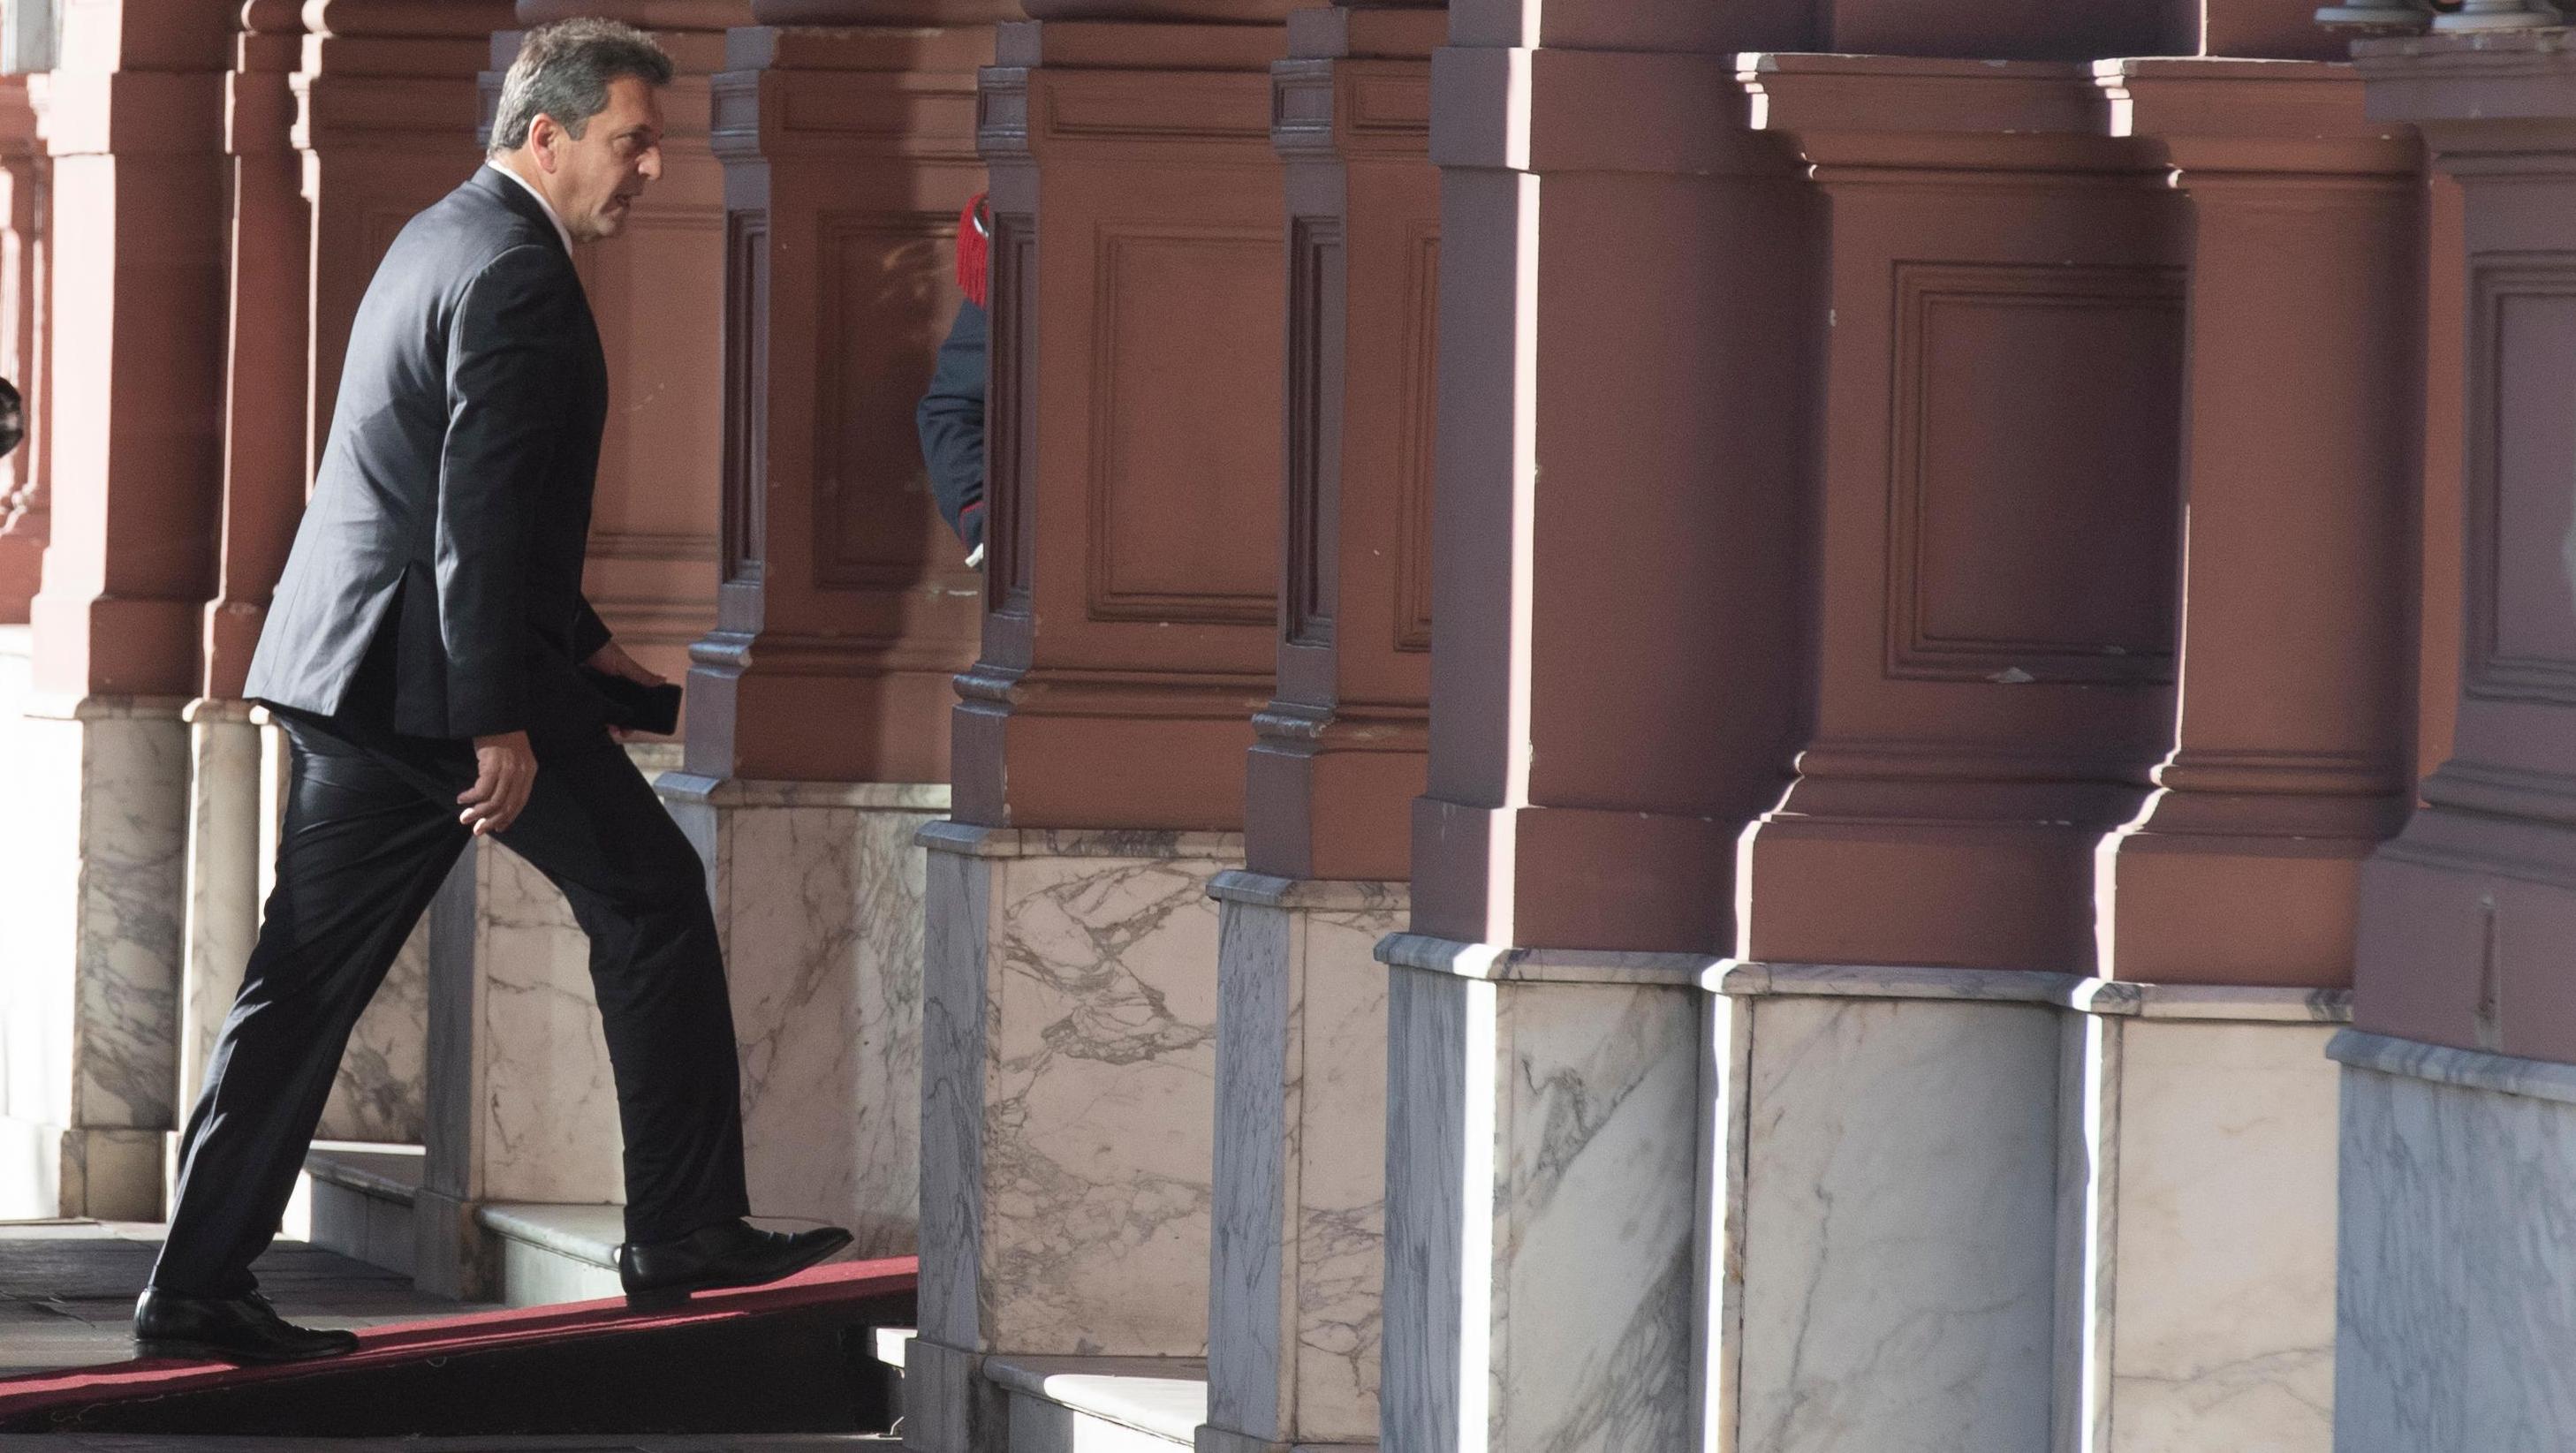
[1201,873,1404,1453]
[2057,982,2342,1453]
[659,775,948,1257]
[2330,1030,2576,1451]
[913,824,1240,1453]
[1711,964,2344,1453]
[0,693,190,1220]
[418,820,627,1298]
[1375,934,1707,1453]
[1719,964,2074,1453]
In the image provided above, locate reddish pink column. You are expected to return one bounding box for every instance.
[1734,57,2186,974]
[951,15,1292,829]
[1246,2,1442,884]
[3,0,231,1221]
[2091,61,2421,989]
[2349,35,2576,1061]
[0,76,47,625]
[205,0,311,700]
[27,2,231,698]
[683,9,996,786]
[1408,11,1819,957]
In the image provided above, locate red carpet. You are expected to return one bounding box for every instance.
[0,1256,916,1435]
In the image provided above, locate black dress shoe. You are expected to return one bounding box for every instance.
[133,1287,360,1365]
[617,1219,853,1308]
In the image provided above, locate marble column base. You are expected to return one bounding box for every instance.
[0,695,189,1219]
[425,810,640,1210]
[0,1120,163,1221]
[1375,934,1707,1453]
[915,824,1240,1453]
[905,1334,1010,1453]
[1712,964,2345,1453]
[659,775,950,1256]
[2056,982,2343,1453]
[2330,1029,2576,1450]
[1204,874,1405,1453]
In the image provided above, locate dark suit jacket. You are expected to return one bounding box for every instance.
[246,166,613,741]
[915,299,986,554]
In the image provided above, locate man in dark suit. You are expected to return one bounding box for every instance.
[135,20,848,1364]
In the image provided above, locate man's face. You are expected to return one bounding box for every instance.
[534,75,663,243]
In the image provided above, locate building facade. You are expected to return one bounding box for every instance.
[0,0,2556,1449]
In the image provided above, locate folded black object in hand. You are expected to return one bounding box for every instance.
[581,668,683,736]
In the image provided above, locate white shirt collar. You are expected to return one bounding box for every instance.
[486,161,574,255]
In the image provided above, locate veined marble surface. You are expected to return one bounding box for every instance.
[0,700,189,1218]
[1734,994,2060,1453]
[2063,1016,2337,1453]
[921,842,992,1353]
[918,829,1235,1365]
[1496,978,1701,1452]
[320,919,428,1144]
[1207,879,1402,1447]
[1383,950,1702,1453]
[465,835,625,1204]
[2336,1053,2576,1450]
[669,783,942,1255]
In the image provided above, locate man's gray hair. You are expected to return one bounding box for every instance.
[488,19,673,155]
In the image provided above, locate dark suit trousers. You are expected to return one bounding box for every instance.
[148,715,751,1298]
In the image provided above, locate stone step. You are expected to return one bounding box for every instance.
[474,1201,626,1307]
[982,1354,1206,1453]
[870,1325,915,1432]
[296,1142,425,1280]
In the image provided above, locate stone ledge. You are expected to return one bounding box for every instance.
[1375,932,1715,986]
[983,1353,1208,1446]
[475,1201,623,1268]
[2330,1026,2576,1106]
[1206,870,1405,912]
[918,820,1245,861]
[302,1142,424,1205]
[1710,961,2354,1022]
[2069,978,2352,1023]
[1713,960,2079,1003]
[655,772,951,813]
[474,1201,625,1308]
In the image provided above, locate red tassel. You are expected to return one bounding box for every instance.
[957,192,990,310]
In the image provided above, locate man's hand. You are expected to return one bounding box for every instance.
[459,730,536,837]
[586,639,663,686]
[584,640,667,742]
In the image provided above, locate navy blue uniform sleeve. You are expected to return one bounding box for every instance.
[915,299,988,555]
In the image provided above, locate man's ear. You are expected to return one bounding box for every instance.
[529,114,558,172]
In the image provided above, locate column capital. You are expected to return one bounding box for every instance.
[1019,0,1297,19]
[519,0,752,25]
[2096,57,2420,177]
[750,0,1015,20]
[2342,24,2576,1061]
[2353,26,2576,127]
